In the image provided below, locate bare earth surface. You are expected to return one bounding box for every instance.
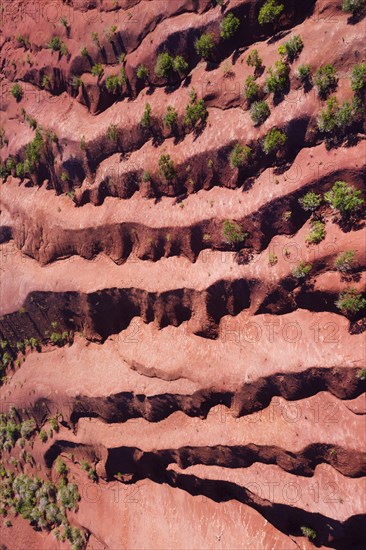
[0,1,365,549]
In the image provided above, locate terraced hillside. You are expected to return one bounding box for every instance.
[0,0,365,548]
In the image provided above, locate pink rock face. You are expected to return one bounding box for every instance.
[0,1,365,549]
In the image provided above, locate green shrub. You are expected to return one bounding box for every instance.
[195,33,215,60]
[351,62,366,93]
[306,221,326,244]
[230,143,252,168]
[264,60,289,95]
[258,0,284,25]
[223,220,247,243]
[357,368,366,380]
[91,63,104,78]
[317,96,360,135]
[247,49,262,70]
[55,458,68,476]
[297,64,311,83]
[262,127,286,154]
[244,75,260,103]
[60,17,68,28]
[50,331,69,346]
[163,106,178,128]
[39,430,48,443]
[106,124,118,141]
[25,129,44,172]
[105,74,122,93]
[11,83,23,101]
[140,103,152,128]
[158,154,175,181]
[314,64,337,98]
[334,250,356,272]
[342,0,365,15]
[80,460,98,482]
[300,527,317,541]
[279,35,303,61]
[299,192,322,212]
[220,13,240,40]
[173,55,189,76]
[336,288,366,314]
[250,100,270,126]
[91,32,99,46]
[47,36,62,51]
[136,64,149,81]
[184,92,207,128]
[268,253,278,266]
[324,180,364,217]
[292,261,312,279]
[155,52,174,79]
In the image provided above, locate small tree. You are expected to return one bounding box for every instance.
[336,288,366,314]
[297,64,311,83]
[163,106,178,129]
[47,36,62,51]
[91,32,99,46]
[106,124,118,141]
[195,33,215,60]
[244,76,260,103]
[258,0,284,26]
[250,100,270,126]
[299,192,322,212]
[230,143,252,168]
[300,527,316,541]
[334,250,356,272]
[342,0,365,15]
[262,128,286,154]
[155,52,174,79]
[80,46,89,57]
[324,180,364,217]
[11,83,23,101]
[136,64,149,81]
[264,60,289,95]
[314,65,338,98]
[306,221,326,244]
[278,35,303,62]
[184,92,207,128]
[173,55,189,76]
[91,63,104,78]
[220,13,240,40]
[158,154,175,181]
[106,74,122,93]
[223,220,247,243]
[140,103,152,128]
[351,62,366,93]
[246,49,262,71]
[292,261,312,279]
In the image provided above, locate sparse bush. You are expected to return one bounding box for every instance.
[247,49,263,71]
[195,33,215,60]
[299,192,322,212]
[279,35,303,61]
[158,154,175,181]
[140,103,152,128]
[300,526,317,541]
[184,92,207,128]
[223,220,247,243]
[91,63,104,78]
[315,64,337,98]
[106,124,117,141]
[173,55,189,76]
[47,36,62,51]
[91,32,99,46]
[306,221,326,244]
[229,143,252,168]
[324,180,364,217]
[136,64,149,81]
[292,261,312,279]
[105,74,122,93]
[220,13,240,40]
[60,17,68,28]
[264,60,289,95]
[155,52,174,79]
[342,0,365,15]
[297,64,311,83]
[250,100,270,126]
[334,250,356,272]
[262,127,286,154]
[244,76,260,103]
[258,0,284,26]
[336,288,366,314]
[351,62,366,93]
[163,106,178,128]
[80,460,97,482]
[11,83,23,101]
